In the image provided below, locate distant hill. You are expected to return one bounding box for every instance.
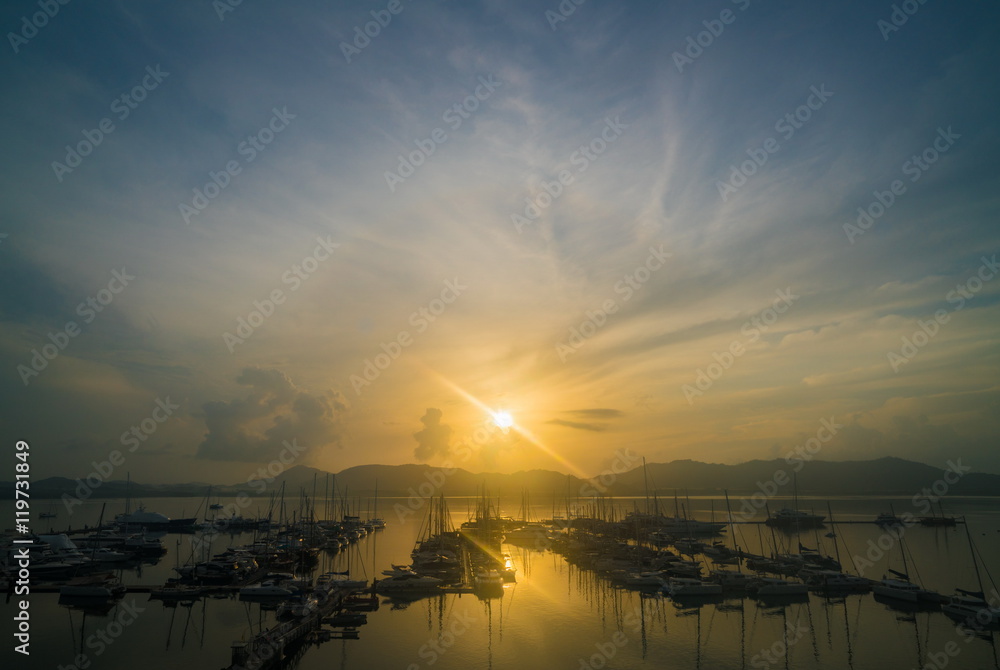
[604,456,997,496]
[2,456,997,500]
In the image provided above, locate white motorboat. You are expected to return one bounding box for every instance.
[473,570,505,590]
[89,547,130,563]
[381,564,417,578]
[36,534,91,565]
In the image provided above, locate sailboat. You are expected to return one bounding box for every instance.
[942,517,1000,627]
[801,503,871,593]
[764,472,824,529]
[367,480,386,529]
[872,533,938,603]
[709,491,754,591]
[503,490,551,542]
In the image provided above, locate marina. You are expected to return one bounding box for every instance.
[3,493,999,669]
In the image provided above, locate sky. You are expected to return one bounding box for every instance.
[1,0,998,485]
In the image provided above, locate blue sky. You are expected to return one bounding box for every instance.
[1,0,998,483]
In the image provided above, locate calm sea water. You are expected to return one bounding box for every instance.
[3,495,1000,670]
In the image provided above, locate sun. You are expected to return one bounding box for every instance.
[491,410,514,431]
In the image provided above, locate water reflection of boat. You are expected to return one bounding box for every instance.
[765,508,826,529]
[503,523,551,543]
[473,569,505,594]
[115,504,197,531]
[748,577,810,596]
[59,573,126,600]
[375,573,443,593]
[802,569,871,593]
[665,577,723,597]
[941,517,1000,628]
[875,511,904,527]
[239,580,294,598]
[872,575,937,603]
[325,611,368,627]
[150,585,204,601]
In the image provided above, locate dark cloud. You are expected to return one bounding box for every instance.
[547,408,623,432]
[413,408,452,461]
[564,409,624,419]
[196,367,348,462]
[547,419,607,432]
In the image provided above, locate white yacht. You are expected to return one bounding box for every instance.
[872,577,934,603]
[942,593,1000,626]
[473,569,505,591]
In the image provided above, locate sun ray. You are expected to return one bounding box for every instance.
[424,367,592,480]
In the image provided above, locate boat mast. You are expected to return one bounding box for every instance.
[642,457,650,515]
[724,490,741,573]
[962,516,986,596]
[826,501,843,569]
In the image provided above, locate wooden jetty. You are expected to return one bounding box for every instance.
[225,585,349,670]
